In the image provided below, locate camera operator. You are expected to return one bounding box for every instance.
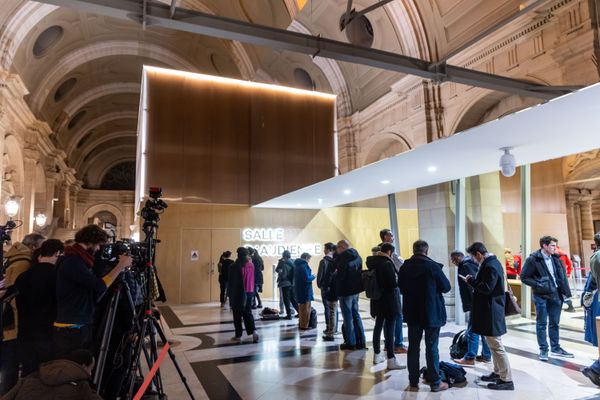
[54,225,132,358]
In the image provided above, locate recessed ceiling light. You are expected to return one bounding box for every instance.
[317,198,323,204]
[427,166,437,173]
[296,203,302,207]
[380,180,390,185]
[343,189,351,195]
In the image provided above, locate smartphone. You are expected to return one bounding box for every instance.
[458,274,468,280]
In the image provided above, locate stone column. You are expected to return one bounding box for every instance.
[580,199,594,240]
[45,173,58,226]
[565,191,582,257]
[21,153,37,234]
[69,184,81,230]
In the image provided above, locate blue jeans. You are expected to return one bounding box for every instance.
[373,315,396,358]
[394,312,404,346]
[534,292,563,352]
[407,326,441,387]
[322,293,338,332]
[464,311,491,359]
[339,294,366,346]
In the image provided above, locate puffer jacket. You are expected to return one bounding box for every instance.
[2,359,101,400]
[3,243,32,341]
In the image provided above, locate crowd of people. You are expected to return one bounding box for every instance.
[0,225,132,398]
[219,230,598,392]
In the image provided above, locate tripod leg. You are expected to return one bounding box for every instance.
[93,288,121,391]
[125,315,149,399]
[152,318,196,400]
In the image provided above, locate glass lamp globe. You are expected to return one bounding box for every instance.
[35,212,47,227]
[4,197,19,218]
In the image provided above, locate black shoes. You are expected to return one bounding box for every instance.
[356,344,369,350]
[475,355,491,363]
[340,343,356,350]
[551,347,574,358]
[480,372,500,382]
[488,380,515,391]
[322,335,335,341]
[582,367,600,387]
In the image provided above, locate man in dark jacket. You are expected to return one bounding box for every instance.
[366,243,405,370]
[54,225,132,358]
[218,251,233,308]
[450,250,491,365]
[294,253,315,329]
[14,239,64,377]
[465,242,514,391]
[2,349,101,400]
[335,240,366,350]
[317,243,338,339]
[399,240,450,392]
[276,251,297,319]
[521,235,573,361]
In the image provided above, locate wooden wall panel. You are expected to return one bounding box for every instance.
[143,68,335,205]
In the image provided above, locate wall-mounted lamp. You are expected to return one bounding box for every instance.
[4,197,19,219]
[34,212,47,228]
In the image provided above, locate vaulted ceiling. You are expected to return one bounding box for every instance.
[0,0,531,190]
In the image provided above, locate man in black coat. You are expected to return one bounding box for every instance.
[399,240,450,392]
[521,235,573,361]
[317,243,338,340]
[450,250,491,365]
[335,240,366,350]
[465,242,514,391]
[248,248,264,309]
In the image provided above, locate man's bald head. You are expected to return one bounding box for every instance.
[336,240,350,254]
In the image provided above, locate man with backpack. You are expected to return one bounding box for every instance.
[335,240,366,350]
[276,250,297,320]
[365,243,405,370]
[450,250,491,365]
[399,240,451,392]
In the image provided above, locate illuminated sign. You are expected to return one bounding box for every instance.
[242,227,321,257]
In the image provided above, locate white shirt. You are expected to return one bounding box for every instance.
[541,252,558,287]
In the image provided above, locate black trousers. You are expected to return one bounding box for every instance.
[220,283,227,304]
[233,293,256,337]
[281,286,293,317]
[18,337,54,377]
[53,325,93,358]
[373,315,396,359]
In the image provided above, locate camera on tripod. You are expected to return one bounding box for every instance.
[98,240,146,273]
[140,187,167,228]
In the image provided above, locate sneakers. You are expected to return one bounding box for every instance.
[582,367,600,387]
[340,343,356,351]
[231,336,242,343]
[551,347,574,358]
[252,332,259,343]
[539,351,549,361]
[476,355,491,363]
[322,335,335,342]
[488,380,515,391]
[431,382,449,392]
[453,357,475,366]
[479,372,500,382]
[356,344,369,350]
[387,357,406,370]
[394,345,408,354]
[373,352,386,365]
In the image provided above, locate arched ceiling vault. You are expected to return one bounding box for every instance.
[2,0,528,189]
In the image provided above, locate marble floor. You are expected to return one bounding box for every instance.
[155,300,600,400]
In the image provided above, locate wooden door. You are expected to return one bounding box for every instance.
[180,229,212,303]
[210,229,241,302]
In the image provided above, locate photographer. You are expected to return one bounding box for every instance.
[54,225,132,358]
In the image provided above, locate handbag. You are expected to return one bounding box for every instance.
[504,279,521,316]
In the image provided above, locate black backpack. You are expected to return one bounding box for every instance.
[309,307,317,329]
[439,361,467,386]
[449,329,468,360]
[361,269,382,300]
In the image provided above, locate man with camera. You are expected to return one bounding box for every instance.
[521,235,573,361]
[54,225,132,358]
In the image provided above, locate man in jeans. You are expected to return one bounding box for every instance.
[317,243,338,339]
[378,229,407,353]
[335,240,366,350]
[521,235,573,361]
[450,250,491,365]
[399,240,451,392]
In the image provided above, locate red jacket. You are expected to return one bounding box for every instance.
[505,254,522,277]
[556,247,573,277]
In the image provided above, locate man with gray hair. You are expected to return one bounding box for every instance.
[0,233,45,394]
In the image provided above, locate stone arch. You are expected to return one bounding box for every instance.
[82,203,125,237]
[385,0,431,60]
[73,130,136,171]
[66,111,138,155]
[361,132,413,166]
[62,82,140,118]
[447,89,508,134]
[29,40,198,114]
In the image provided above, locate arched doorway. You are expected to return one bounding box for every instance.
[89,210,118,240]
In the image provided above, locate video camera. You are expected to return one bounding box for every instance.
[98,239,146,273]
[140,187,167,227]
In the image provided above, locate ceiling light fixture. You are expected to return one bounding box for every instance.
[427,166,437,173]
[380,180,390,185]
[343,189,351,195]
[499,147,516,177]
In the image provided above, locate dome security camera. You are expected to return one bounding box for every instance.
[499,148,516,177]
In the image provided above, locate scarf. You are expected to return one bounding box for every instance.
[64,243,95,268]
